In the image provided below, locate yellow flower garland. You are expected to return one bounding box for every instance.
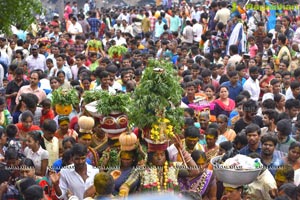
[150,118,175,141]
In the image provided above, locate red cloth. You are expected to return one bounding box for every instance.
[85,59,91,67]
[15,123,41,139]
[40,109,55,125]
[50,21,59,27]
[133,127,140,137]
[69,115,78,130]
[148,142,169,152]
[214,99,235,112]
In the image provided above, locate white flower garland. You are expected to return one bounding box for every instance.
[142,162,179,191]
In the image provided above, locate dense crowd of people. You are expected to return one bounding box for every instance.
[0,0,300,199]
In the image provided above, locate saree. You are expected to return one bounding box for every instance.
[179,169,213,196]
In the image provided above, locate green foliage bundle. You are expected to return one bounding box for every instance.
[96,91,131,116]
[51,88,79,106]
[98,148,119,169]
[108,45,128,58]
[129,59,184,134]
[83,90,104,104]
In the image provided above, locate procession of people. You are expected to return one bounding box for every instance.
[0,0,300,199]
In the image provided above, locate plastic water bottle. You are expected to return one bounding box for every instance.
[7,116,12,124]
[254,159,260,169]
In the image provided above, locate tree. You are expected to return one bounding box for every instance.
[0,0,43,35]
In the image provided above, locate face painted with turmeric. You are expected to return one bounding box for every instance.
[120,152,134,168]
[185,137,199,150]
[224,187,242,200]
[79,134,92,147]
[206,134,216,148]
[196,156,207,170]
[275,170,287,188]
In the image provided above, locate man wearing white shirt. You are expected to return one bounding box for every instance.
[214,1,230,25]
[122,20,133,36]
[48,54,72,81]
[42,120,59,166]
[285,81,300,101]
[47,45,60,68]
[113,20,124,33]
[113,30,127,46]
[0,38,7,52]
[68,16,83,41]
[192,19,203,44]
[262,79,285,102]
[243,66,260,101]
[94,70,116,95]
[71,54,88,81]
[25,45,47,72]
[106,65,122,92]
[50,144,99,200]
[118,10,130,24]
[84,1,90,15]
[182,20,194,45]
[191,5,202,22]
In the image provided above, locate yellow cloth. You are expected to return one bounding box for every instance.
[80,133,92,140]
[119,184,130,197]
[59,120,69,126]
[43,136,59,166]
[276,45,292,71]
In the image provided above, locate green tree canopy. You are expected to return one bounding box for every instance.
[0,0,43,35]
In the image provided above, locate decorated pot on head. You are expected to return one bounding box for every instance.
[78,116,99,166]
[129,59,185,152]
[78,116,95,135]
[119,131,138,151]
[85,90,131,139]
[52,87,79,116]
[100,111,128,139]
[142,117,176,152]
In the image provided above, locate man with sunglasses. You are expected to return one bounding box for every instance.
[234,99,263,134]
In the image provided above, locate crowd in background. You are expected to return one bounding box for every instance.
[0,0,300,199]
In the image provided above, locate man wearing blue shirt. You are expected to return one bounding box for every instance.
[260,134,284,176]
[239,123,262,156]
[221,71,243,101]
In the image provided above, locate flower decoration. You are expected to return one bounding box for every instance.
[142,161,179,192]
[150,118,175,141]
